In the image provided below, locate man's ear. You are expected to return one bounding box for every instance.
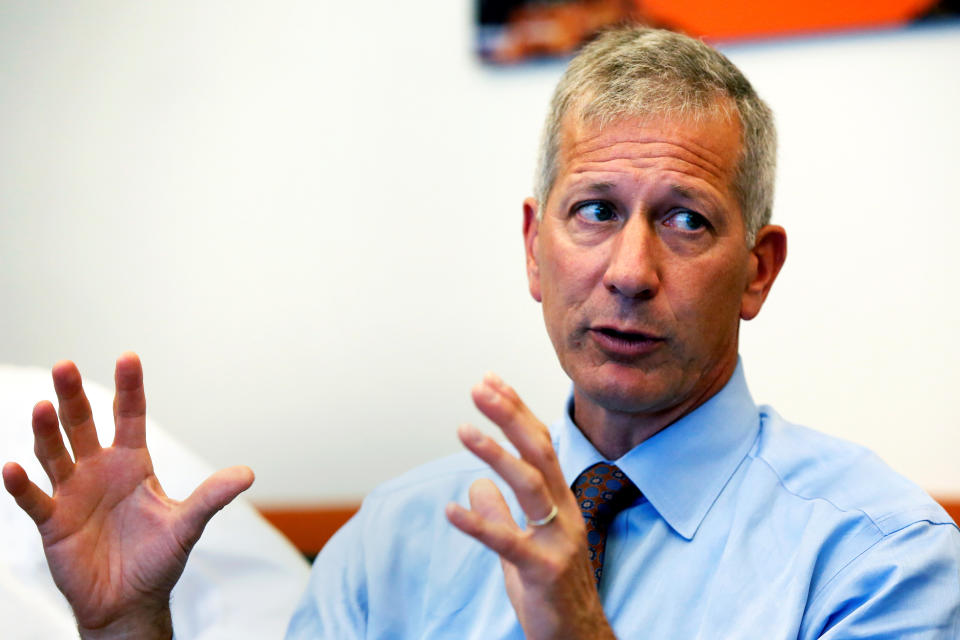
[523,197,542,302]
[741,225,787,320]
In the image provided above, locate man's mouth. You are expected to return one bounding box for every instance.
[588,326,664,356]
[592,327,660,342]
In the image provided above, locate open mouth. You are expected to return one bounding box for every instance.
[589,326,664,356]
[594,327,658,343]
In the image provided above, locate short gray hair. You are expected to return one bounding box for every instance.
[535,27,776,244]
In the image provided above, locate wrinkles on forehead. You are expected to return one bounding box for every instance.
[564,134,731,185]
[556,111,742,198]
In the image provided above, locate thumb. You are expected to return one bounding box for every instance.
[175,465,255,546]
[470,478,516,527]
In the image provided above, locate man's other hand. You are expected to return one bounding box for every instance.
[2,352,254,640]
[446,373,617,640]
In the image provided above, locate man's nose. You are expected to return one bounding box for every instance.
[601,216,661,300]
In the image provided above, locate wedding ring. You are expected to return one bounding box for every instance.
[525,504,559,527]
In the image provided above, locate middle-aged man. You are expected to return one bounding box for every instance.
[4,26,960,639]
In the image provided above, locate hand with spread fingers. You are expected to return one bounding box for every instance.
[1,353,254,640]
[445,373,617,640]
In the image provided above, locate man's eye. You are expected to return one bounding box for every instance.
[575,201,617,223]
[664,209,709,232]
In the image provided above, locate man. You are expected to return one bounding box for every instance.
[4,26,959,639]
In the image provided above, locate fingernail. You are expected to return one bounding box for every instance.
[473,381,498,404]
[458,423,484,445]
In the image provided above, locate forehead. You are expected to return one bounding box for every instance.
[554,108,743,199]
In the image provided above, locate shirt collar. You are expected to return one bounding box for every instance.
[554,360,760,540]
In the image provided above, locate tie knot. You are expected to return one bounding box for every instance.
[572,462,640,524]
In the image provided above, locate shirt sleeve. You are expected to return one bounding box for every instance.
[801,520,960,639]
[285,507,369,639]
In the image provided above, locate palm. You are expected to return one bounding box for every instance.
[2,354,253,635]
[473,483,596,637]
[446,374,614,639]
[40,447,186,628]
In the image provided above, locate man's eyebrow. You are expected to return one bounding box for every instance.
[582,181,616,193]
[669,183,721,205]
[670,184,700,200]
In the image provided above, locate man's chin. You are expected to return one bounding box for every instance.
[573,373,680,417]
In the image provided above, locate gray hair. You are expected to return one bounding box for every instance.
[535,27,776,244]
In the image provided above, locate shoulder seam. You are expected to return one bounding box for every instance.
[750,430,953,531]
[749,449,886,534]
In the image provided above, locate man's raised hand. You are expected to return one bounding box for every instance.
[445,373,617,640]
[1,353,254,639]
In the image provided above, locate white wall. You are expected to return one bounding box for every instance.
[1,2,957,502]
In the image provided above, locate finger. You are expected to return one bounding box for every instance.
[32,401,75,485]
[112,352,147,449]
[458,423,556,524]
[175,466,255,548]
[51,360,102,459]
[472,373,568,497]
[445,479,531,566]
[2,462,55,525]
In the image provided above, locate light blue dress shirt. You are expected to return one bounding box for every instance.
[287,364,960,638]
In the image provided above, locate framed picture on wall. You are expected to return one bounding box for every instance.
[476,0,960,64]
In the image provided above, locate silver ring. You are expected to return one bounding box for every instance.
[525,504,559,527]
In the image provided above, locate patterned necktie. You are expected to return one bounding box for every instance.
[572,463,641,588]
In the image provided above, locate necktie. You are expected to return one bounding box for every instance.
[572,463,640,588]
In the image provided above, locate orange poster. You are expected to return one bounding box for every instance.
[477,0,953,63]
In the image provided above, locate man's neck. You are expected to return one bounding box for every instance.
[572,363,737,460]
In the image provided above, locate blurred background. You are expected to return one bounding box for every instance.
[1,1,958,550]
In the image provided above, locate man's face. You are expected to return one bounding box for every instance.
[524,110,768,426]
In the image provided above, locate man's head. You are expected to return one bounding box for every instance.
[535,27,776,245]
[523,27,787,455]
